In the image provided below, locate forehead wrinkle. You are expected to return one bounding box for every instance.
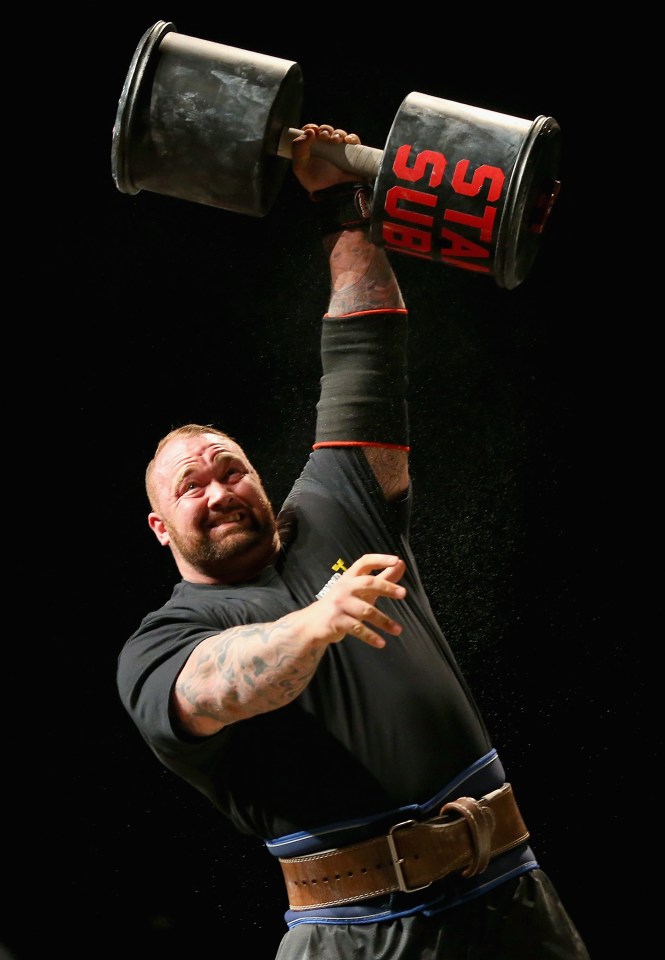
[170,446,240,492]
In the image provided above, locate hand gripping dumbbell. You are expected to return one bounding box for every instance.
[112,21,561,289]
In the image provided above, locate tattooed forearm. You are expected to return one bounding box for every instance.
[326,231,405,316]
[173,617,328,735]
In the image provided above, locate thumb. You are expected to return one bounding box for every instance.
[290,126,315,167]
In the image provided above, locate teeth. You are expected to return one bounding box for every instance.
[210,512,243,529]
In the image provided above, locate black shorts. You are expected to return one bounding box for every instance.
[274,869,590,960]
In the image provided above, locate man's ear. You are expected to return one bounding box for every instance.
[148,512,170,547]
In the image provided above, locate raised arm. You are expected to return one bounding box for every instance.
[291,125,410,501]
[172,126,412,738]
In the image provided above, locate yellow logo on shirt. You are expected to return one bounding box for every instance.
[316,558,348,600]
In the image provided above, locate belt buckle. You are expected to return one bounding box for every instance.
[386,819,433,893]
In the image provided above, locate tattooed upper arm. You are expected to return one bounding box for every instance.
[364,446,409,501]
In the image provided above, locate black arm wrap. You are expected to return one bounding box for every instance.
[314,312,410,447]
[309,182,373,236]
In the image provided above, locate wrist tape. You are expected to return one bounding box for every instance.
[309,182,373,236]
[314,312,410,448]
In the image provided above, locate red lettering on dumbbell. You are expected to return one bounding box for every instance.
[440,228,491,264]
[382,227,491,271]
[385,186,437,227]
[382,222,432,255]
[444,206,498,243]
[450,160,505,202]
[392,144,446,188]
[382,220,492,271]
[380,148,501,272]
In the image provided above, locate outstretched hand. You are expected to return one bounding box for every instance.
[301,553,407,650]
[291,123,363,194]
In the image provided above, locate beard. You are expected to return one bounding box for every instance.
[166,507,278,581]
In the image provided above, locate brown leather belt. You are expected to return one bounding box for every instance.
[279,782,529,909]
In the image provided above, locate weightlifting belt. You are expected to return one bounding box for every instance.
[279,782,528,910]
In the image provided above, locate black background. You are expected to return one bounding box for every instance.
[18,11,639,959]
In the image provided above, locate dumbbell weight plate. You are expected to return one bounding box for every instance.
[371,92,561,289]
[111,20,303,217]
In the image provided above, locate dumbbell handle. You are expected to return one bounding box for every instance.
[277,128,383,180]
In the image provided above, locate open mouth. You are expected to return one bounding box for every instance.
[209,511,245,528]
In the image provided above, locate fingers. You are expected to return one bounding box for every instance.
[301,123,361,145]
[346,553,403,572]
[343,603,401,649]
[346,554,405,583]
[291,123,363,193]
[337,554,407,649]
[375,557,407,585]
[349,620,386,649]
[345,556,407,606]
[347,599,403,649]
[303,553,405,651]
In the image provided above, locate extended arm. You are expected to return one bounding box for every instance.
[291,125,410,500]
[173,554,406,735]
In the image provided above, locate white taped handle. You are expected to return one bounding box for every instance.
[277,128,383,179]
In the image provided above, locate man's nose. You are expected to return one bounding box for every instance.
[207,479,239,507]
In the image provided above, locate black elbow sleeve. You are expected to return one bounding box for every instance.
[314,312,410,449]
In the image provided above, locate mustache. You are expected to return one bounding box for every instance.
[206,507,247,526]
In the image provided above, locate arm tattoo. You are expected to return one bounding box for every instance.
[364,446,409,501]
[326,233,405,316]
[175,618,327,727]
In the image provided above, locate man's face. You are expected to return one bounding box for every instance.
[148,433,279,583]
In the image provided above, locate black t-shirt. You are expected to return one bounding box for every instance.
[117,447,491,841]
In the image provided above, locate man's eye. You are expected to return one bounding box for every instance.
[221,465,247,483]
